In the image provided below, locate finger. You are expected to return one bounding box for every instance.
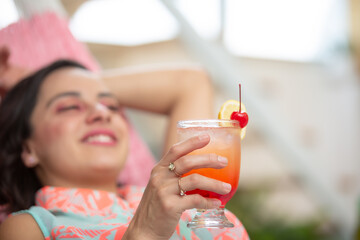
[180,194,222,210]
[160,134,210,166]
[0,46,10,67]
[171,154,228,176]
[180,174,232,195]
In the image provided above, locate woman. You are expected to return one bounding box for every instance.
[0,12,156,187]
[0,60,248,239]
[0,9,215,186]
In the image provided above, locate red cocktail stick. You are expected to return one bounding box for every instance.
[239,84,241,112]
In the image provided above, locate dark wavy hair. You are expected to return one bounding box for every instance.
[0,59,86,214]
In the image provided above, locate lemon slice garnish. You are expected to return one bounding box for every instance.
[218,100,247,140]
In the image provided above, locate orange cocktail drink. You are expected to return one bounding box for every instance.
[177,119,241,228]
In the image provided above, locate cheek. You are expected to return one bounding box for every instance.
[34,119,78,144]
[116,117,129,140]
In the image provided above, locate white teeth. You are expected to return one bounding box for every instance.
[86,134,113,143]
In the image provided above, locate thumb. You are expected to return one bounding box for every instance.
[0,46,10,79]
[0,46,10,69]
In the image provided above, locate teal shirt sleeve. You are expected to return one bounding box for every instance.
[13,206,53,239]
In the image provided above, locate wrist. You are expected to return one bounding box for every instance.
[124,216,169,240]
[123,228,168,240]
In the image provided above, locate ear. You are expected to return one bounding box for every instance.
[21,141,39,168]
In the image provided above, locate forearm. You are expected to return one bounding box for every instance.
[102,65,213,113]
[102,65,214,151]
[163,69,213,151]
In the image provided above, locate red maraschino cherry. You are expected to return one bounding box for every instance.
[230,84,249,128]
[231,111,248,128]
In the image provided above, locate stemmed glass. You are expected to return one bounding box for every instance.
[177,119,241,228]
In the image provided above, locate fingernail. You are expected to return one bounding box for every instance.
[211,199,222,208]
[198,134,209,141]
[218,156,228,164]
[223,183,232,192]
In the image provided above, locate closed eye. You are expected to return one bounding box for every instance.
[57,105,81,112]
[106,105,120,112]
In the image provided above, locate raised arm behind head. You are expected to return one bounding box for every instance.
[103,65,214,153]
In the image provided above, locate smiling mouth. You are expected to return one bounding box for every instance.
[83,134,117,145]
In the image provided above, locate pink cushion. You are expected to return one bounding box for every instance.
[0,12,155,186]
[0,12,99,72]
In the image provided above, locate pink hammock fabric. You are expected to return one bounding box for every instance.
[0,11,156,186]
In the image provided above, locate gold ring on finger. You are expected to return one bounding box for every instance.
[178,178,186,196]
[168,162,181,177]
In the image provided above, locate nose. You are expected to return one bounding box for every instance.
[86,103,111,124]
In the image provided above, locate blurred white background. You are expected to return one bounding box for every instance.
[1,0,359,238]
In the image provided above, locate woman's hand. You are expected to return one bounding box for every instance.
[0,46,31,99]
[123,134,231,240]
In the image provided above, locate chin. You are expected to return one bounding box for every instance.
[88,165,122,182]
[90,156,126,172]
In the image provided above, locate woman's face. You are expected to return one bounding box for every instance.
[24,67,129,189]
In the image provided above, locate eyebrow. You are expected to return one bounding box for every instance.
[98,93,121,105]
[46,91,119,108]
[46,91,80,108]
[98,92,118,100]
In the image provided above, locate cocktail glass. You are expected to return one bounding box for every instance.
[177,119,241,228]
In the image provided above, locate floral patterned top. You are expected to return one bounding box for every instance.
[14,186,249,240]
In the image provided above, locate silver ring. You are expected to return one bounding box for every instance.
[168,162,181,177]
[178,178,186,196]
